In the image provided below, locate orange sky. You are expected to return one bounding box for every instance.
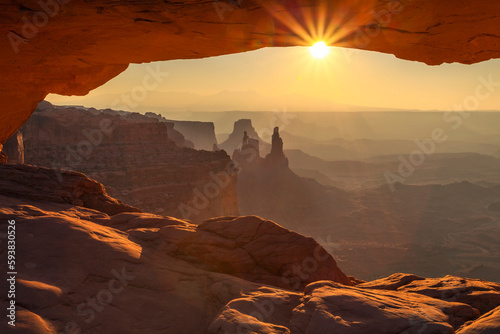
[47,46,500,112]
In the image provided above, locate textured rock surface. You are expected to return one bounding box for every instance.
[210,280,481,333]
[0,164,140,215]
[0,169,499,333]
[1,0,500,145]
[157,215,352,289]
[0,193,351,334]
[457,307,500,334]
[3,129,24,163]
[359,273,500,315]
[21,104,239,222]
[0,146,6,164]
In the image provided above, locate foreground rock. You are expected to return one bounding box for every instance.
[458,307,500,334]
[210,280,480,333]
[360,273,500,315]
[0,163,140,215]
[0,168,499,333]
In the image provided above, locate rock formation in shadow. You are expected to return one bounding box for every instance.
[19,103,239,222]
[264,127,288,169]
[232,126,355,233]
[145,112,218,151]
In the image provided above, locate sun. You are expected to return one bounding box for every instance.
[310,41,330,59]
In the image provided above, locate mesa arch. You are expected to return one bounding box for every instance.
[1,0,499,153]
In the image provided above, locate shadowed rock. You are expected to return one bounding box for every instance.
[3,129,24,163]
[0,164,140,216]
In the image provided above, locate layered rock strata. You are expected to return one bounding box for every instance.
[20,104,239,222]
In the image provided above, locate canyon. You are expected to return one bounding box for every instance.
[14,102,239,223]
[1,0,500,333]
[2,102,500,332]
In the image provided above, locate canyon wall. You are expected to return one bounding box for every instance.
[3,129,24,164]
[21,103,239,222]
[220,119,270,155]
[168,120,218,151]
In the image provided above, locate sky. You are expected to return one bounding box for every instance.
[47,46,500,112]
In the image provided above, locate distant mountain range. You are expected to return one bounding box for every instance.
[48,89,411,113]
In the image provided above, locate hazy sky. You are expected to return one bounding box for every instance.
[47,46,500,112]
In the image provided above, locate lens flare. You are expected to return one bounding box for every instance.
[310,42,329,58]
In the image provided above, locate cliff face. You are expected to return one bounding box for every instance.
[145,112,217,150]
[3,129,24,164]
[21,104,239,222]
[167,120,218,151]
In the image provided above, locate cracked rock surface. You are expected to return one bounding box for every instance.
[1,165,499,333]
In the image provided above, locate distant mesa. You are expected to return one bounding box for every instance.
[220,119,269,154]
[145,112,218,151]
[165,119,217,151]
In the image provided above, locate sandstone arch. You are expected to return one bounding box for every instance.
[1,0,499,147]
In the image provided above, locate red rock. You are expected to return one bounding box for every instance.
[457,306,500,334]
[157,215,353,289]
[3,130,24,163]
[209,280,480,334]
[0,164,140,215]
[2,0,500,146]
[1,178,499,333]
[20,104,239,222]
